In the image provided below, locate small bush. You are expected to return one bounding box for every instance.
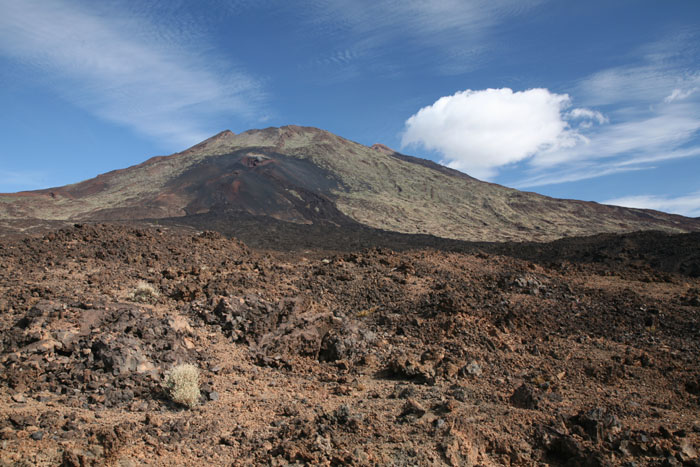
[166,364,200,408]
[131,281,158,303]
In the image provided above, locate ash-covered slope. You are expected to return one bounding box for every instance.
[1,125,699,241]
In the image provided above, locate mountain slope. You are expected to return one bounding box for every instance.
[1,125,699,241]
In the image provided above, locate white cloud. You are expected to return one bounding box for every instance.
[401,88,599,179]
[567,108,608,125]
[665,87,698,103]
[0,0,264,148]
[604,192,700,217]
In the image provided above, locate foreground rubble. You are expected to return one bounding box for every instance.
[0,224,698,465]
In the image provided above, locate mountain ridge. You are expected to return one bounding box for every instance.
[1,125,699,241]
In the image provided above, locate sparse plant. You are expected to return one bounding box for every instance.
[357,306,378,318]
[166,364,200,408]
[131,281,158,303]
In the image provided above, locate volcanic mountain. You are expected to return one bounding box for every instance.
[1,125,699,241]
[2,128,700,465]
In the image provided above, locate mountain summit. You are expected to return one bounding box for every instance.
[2,125,699,241]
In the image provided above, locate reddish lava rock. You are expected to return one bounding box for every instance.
[0,223,698,465]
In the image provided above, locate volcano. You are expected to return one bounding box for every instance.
[1,125,699,241]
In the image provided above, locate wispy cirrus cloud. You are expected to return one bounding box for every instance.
[524,105,700,170]
[513,144,700,189]
[0,0,265,148]
[302,0,544,75]
[605,191,700,218]
[665,87,698,103]
[508,35,700,188]
[310,0,539,39]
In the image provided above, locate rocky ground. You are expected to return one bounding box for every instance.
[0,223,698,466]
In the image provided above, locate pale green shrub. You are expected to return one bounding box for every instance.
[131,281,158,303]
[166,364,200,408]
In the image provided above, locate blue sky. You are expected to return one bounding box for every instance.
[1,0,699,216]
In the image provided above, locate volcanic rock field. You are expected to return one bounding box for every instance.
[1,223,698,465]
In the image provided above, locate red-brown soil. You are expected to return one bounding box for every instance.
[1,224,699,465]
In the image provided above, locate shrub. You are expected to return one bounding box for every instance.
[131,281,158,303]
[166,364,200,408]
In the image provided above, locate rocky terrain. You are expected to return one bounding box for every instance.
[1,223,699,465]
[2,126,700,242]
